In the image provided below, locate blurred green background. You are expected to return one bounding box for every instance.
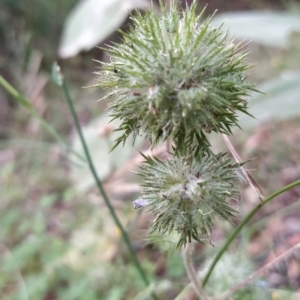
[1,0,300,299]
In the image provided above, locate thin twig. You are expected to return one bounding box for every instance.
[222,134,264,201]
[60,80,159,300]
[202,179,300,287]
[182,242,209,300]
[216,242,300,299]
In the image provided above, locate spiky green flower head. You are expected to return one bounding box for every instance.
[96,0,255,153]
[136,153,242,249]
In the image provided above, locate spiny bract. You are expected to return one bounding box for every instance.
[138,153,241,249]
[95,1,255,153]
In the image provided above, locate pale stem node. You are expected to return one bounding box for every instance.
[182,242,209,300]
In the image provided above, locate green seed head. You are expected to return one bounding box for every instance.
[96,1,255,153]
[137,153,242,249]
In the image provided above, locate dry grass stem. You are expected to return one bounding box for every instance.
[215,242,300,300]
[222,134,264,201]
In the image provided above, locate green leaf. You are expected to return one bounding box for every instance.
[239,72,300,129]
[211,11,300,48]
[58,0,153,58]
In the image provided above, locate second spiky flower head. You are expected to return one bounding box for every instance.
[137,153,242,249]
[96,0,254,154]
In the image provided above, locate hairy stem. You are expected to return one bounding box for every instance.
[202,179,300,287]
[182,242,209,300]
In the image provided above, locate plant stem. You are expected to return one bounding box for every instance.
[0,75,85,163]
[248,200,300,237]
[60,80,158,300]
[182,242,209,300]
[202,179,300,287]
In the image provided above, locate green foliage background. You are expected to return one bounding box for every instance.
[1,0,300,299]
